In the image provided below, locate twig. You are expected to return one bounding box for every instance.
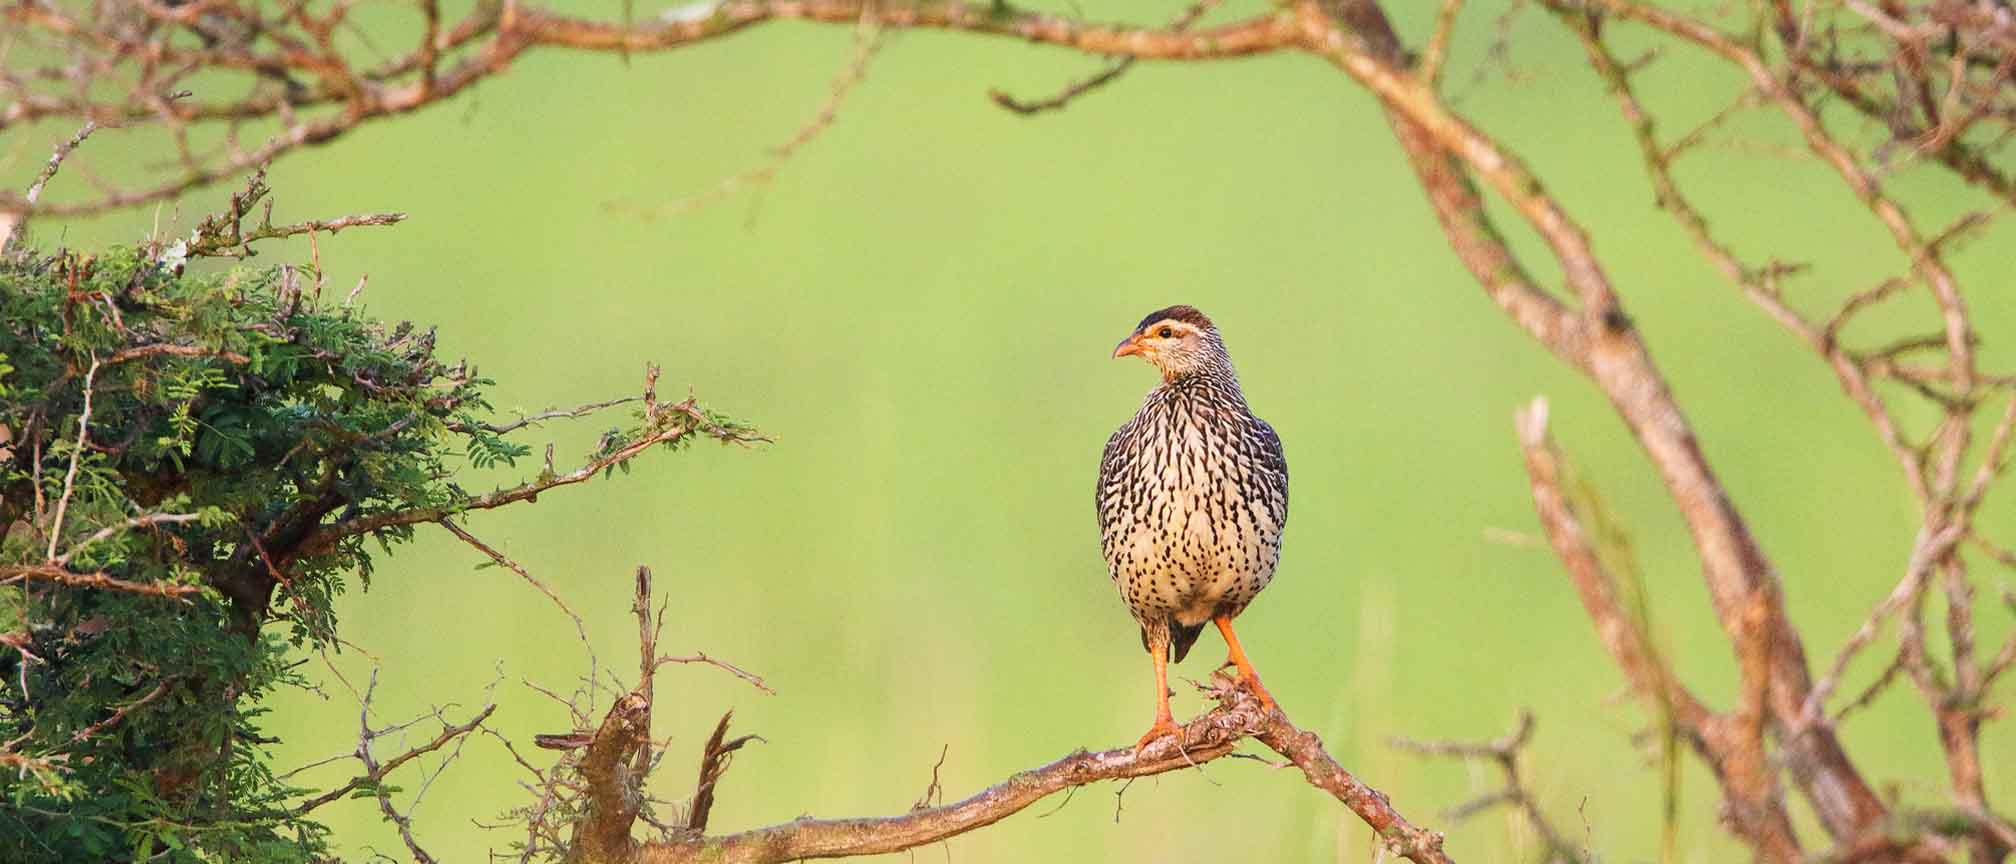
[103,343,254,365]
[23,121,98,206]
[687,710,761,834]
[296,697,497,815]
[447,395,639,435]
[0,120,97,251]
[640,3,884,216]
[1802,523,1964,729]
[52,512,206,567]
[298,388,762,556]
[66,678,174,745]
[1422,0,1466,90]
[440,517,589,645]
[911,745,949,810]
[188,211,408,258]
[651,652,775,695]
[44,356,101,562]
[0,563,203,598]
[989,0,1223,115]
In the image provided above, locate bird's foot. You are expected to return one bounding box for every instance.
[1217,663,1278,713]
[1245,676,1278,713]
[1133,716,1185,754]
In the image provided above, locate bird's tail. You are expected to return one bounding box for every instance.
[1169,620,1207,664]
[1138,618,1210,663]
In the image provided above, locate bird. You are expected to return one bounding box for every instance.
[1097,305,1288,752]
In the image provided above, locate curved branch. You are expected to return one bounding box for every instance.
[4,0,1300,215]
[631,682,1451,864]
[514,0,1292,57]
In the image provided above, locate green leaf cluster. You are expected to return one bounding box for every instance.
[0,239,747,862]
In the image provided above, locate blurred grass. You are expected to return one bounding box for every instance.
[7,0,2016,861]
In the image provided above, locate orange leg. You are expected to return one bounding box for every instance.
[1133,640,1183,753]
[1215,615,1277,711]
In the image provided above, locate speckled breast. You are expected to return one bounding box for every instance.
[1098,386,1287,627]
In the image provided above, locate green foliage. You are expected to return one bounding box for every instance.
[0,238,747,862]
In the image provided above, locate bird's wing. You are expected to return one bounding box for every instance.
[1248,415,1288,522]
[1096,422,1131,529]
[1096,414,1145,563]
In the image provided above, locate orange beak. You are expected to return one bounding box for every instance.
[1113,333,1145,359]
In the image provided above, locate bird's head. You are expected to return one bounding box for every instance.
[1112,305,1226,382]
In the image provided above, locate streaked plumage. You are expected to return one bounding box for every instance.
[1098,305,1287,749]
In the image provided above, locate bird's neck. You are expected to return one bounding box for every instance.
[1156,364,1245,408]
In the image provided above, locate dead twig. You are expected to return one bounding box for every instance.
[989,0,1223,115]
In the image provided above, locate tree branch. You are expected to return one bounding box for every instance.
[1299,0,1885,842]
[1514,397,1800,862]
[625,679,1451,864]
[297,391,760,558]
[988,0,1224,115]
[4,0,1302,215]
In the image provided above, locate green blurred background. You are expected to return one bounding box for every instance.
[9,0,2015,860]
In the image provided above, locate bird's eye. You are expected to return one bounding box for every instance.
[1157,327,1173,338]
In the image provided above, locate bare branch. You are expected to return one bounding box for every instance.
[1515,397,1800,861]
[0,120,95,251]
[440,517,589,645]
[444,396,639,436]
[651,652,774,695]
[312,669,496,863]
[634,679,1451,864]
[639,4,885,216]
[296,697,497,816]
[44,356,101,562]
[1421,0,1466,90]
[1393,711,1590,863]
[989,0,1223,115]
[5,0,1303,216]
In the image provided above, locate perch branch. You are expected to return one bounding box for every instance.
[624,678,1452,864]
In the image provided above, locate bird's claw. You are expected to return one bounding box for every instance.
[1133,717,1185,754]
[1246,678,1278,713]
